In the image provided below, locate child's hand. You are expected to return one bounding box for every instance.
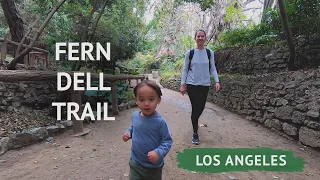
[147,151,159,164]
[123,132,131,142]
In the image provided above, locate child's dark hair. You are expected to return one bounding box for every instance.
[134,80,162,98]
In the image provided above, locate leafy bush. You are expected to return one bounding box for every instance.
[123,90,135,102]
[84,81,130,106]
[161,71,179,80]
[160,58,176,72]
[124,52,160,73]
[0,27,8,38]
[215,0,320,49]
[218,23,280,48]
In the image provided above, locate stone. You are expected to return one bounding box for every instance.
[276,99,288,106]
[274,106,294,120]
[295,98,307,104]
[264,119,282,131]
[29,127,48,140]
[270,98,277,106]
[1,100,7,105]
[56,124,66,132]
[0,137,10,155]
[291,111,306,124]
[304,120,320,130]
[295,104,308,112]
[129,101,137,108]
[265,82,284,90]
[284,81,297,89]
[249,99,263,109]
[8,83,18,89]
[118,104,125,111]
[3,92,13,97]
[12,101,20,108]
[9,132,38,149]
[59,120,73,128]
[7,106,13,111]
[299,127,320,148]
[282,123,298,136]
[46,126,60,136]
[0,82,6,92]
[306,109,319,118]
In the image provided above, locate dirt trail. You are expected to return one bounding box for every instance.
[0,88,320,180]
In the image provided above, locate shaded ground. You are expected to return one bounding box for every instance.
[0,88,320,180]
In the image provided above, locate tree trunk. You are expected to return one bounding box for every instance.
[1,0,25,44]
[1,0,25,62]
[70,90,84,134]
[278,0,296,71]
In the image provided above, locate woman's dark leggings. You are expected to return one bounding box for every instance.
[187,84,209,135]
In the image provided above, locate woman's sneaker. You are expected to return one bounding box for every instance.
[192,133,200,145]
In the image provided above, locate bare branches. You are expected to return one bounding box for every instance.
[244,0,256,6]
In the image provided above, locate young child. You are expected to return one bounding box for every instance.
[123,80,173,180]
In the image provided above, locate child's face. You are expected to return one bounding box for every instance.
[136,85,161,116]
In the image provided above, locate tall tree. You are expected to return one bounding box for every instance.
[1,0,25,44]
[278,0,296,70]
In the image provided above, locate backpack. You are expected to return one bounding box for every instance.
[188,48,211,72]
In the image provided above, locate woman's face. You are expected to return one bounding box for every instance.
[195,31,206,46]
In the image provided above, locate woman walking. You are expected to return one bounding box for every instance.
[180,29,221,145]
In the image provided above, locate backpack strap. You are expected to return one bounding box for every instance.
[206,48,211,71]
[188,49,194,71]
[188,48,211,72]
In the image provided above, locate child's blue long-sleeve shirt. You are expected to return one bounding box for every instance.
[125,111,172,168]
[181,48,219,86]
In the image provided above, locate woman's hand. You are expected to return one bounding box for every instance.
[215,82,221,92]
[179,84,186,95]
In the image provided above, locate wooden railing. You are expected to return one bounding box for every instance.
[0,70,146,135]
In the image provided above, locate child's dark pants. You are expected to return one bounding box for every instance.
[187,84,209,134]
[129,159,163,180]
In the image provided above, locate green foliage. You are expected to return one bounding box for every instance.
[11,0,145,72]
[126,58,143,69]
[178,35,195,56]
[218,24,279,48]
[225,1,246,23]
[158,57,184,80]
[123,89,135,102]
[0,27,7,38]
[124,52,160,73]
[161,71,180,80]
[175,0,215,11]
[213,0,320,49]
[143,58,160,72]
[261,0,320,37]
[84,80,130,105]
[160,58,176,73]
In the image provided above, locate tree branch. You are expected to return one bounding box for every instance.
[244,0,256,6]
[243,7,261,12]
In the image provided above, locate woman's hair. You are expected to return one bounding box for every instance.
[194,29,206,38]
[134,80,162,98]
